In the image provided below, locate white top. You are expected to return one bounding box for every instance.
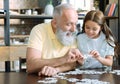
[77,32,114,69]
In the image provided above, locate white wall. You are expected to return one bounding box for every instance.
[67,0,94,11]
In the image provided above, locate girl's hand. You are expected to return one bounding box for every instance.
[89,50,100,59]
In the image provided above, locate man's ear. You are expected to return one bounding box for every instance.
[51,19,57,28]
[51,19,57,33]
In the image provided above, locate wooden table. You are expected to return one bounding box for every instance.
[0,70,120,84]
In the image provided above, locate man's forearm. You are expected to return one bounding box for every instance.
[55,62,76,73]
[27,56,68,73]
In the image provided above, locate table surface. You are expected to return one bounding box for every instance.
[0,69,120,84]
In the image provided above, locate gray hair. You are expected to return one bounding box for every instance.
[53,3,75,19]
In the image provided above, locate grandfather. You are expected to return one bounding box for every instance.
[26,3,83,76]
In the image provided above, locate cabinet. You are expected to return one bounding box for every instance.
[98,0,119,41]
[2,0,54,72]
[1,0,120,72]
[99,0,120,65]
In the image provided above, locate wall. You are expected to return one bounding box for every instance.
[0,0,39,9]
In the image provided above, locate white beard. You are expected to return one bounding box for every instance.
[55,28,76,46]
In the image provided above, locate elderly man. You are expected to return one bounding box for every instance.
[26,4,83,76]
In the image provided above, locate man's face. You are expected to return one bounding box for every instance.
[55,25,76,46]
[55,9,78,46]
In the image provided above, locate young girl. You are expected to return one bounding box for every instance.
[77,10,120,69]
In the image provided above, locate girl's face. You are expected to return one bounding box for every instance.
[85,20,101,39]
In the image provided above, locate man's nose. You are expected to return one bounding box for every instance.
[70,25,76,32]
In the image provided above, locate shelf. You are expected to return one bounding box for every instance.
[0,14,5,18]
[10,14,53,19]
[105,16,118,19]
[10,15,117,19]
[0,35,29,40]
[11,44,27,46]
[10,35,29,39]
[0,14,118,20]
[9,14,85,19]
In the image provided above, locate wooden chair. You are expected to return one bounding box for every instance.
[19,57,26,72]
[0,46,10,72]
[0,46,9,62]
[9,45,27,72]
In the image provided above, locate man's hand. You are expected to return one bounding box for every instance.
[65,48,84,63]
[77,56,84,65]
[38,66,59,76]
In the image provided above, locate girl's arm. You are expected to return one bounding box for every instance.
[90,50,113,66]
[96,55,113,66]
